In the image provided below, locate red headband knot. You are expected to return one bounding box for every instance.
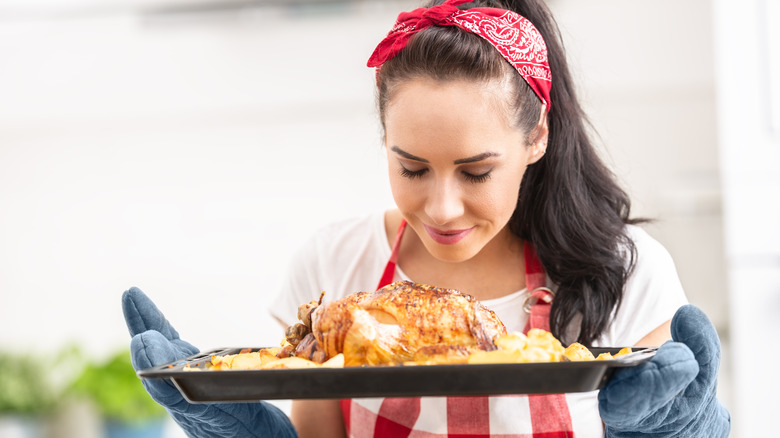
[368,0,552,111]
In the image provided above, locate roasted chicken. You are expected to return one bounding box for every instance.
[283,280,507,366]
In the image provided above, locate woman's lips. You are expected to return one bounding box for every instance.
[423,225,474,245]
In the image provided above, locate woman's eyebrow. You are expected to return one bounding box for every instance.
[453,152,500,164]
[391,146,429,163]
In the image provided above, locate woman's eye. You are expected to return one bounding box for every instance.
[400,166,428,179]
[399,165,492,182]
[463,170,492,183]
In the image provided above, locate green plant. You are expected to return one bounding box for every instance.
[70,349,166,424]
[0,350,57,416]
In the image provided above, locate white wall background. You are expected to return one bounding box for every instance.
[713,0,780,436]
[2,0,766,436]
[0,2,404,359]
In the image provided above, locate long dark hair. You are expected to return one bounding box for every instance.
[376,0,642,345]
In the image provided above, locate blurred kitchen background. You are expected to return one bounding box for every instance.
[0,0,777,436]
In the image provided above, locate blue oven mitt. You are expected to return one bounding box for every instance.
[598,304,731,437]
[122,287,298,438]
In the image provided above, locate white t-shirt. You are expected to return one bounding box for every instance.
[269,211,688,437]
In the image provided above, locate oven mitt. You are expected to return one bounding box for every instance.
[598,304,731,437]
[122,287,298,438]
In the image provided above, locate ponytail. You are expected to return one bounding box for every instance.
[498,0,643,345]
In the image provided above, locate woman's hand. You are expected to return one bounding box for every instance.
[122,287,298,438]
[598,305,731,437]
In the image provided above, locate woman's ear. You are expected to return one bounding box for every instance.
[527,105,549,164]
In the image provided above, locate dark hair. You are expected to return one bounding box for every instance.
[376,0,644,345]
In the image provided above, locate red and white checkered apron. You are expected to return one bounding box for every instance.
[340,220,574,437]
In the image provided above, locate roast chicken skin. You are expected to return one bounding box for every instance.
[293,280,507,366]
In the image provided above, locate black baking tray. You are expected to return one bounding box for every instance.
[137,346,656,403]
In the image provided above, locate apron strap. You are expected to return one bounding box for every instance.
[377,218,407,290]
[522,241,574,437]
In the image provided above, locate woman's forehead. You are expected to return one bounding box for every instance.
[385,78,519,138]
[384,79,526,159]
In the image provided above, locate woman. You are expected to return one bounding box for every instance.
[123,1,731,437]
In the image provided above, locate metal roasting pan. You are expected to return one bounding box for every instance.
[137,346,657,403]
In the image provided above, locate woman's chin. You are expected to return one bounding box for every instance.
[423,241,480,264]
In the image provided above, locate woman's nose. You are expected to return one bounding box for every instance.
[425,178,464,225]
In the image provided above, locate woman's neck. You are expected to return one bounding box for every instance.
[384,210,527,301]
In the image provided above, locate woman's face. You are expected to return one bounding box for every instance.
[384,78,546,263]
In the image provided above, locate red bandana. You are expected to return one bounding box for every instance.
[367,0,552,111]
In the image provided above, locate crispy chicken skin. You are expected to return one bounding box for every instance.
[301,280,507,366]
